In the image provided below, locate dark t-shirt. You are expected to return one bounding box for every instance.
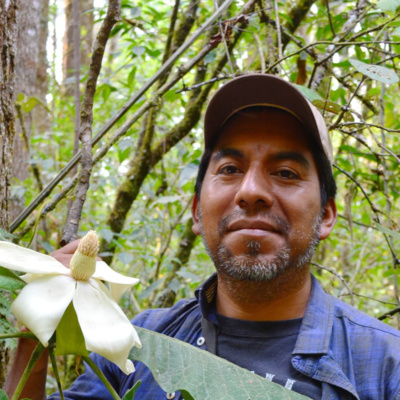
[214,312,322,399]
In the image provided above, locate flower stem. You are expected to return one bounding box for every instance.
[0,332,37,340]
[48,345,65,400]
[83,356,122,400]
[11,342,45,400]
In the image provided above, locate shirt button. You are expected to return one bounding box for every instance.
[197,336,205,346]
[166,392,175,399]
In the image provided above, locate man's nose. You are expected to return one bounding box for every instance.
[234,167,273,209]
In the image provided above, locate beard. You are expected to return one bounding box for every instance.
[199,209,322,282]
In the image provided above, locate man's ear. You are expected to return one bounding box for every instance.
[191,193,201,235]
[319,198,337,240]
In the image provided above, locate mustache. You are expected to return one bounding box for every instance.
[217,210,290,238]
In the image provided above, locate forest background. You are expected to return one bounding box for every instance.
[0,0,399,393]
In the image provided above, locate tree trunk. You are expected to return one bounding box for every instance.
[62,0,94,96]
[32,0,50,138]
[0,0,18,385]
[11,0,44,220]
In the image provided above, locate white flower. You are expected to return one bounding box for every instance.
[0,231,141,374]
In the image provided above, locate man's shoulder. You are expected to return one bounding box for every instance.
[330,292,400,343]
[132,296,201,335]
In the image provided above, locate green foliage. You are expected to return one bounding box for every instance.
[0,228,17,242]
[349,59,400,85]
[55,303,89,357]
[7,0,400,395]
[130,327,310,399]
[123,381,141,400]
[377,0,400,12]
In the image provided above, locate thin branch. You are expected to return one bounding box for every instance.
[161,0,181,65]
[274,0,282,60]
[266,40,400,74]
[253,33,266,73]
[61,0,122,245]
[153,196,193,281]
[333,163,380,215]
[176,74,229,93]
[215,0,234,76]
[334,163,400,267]
[378,306,400,321]
[329,77,365,130]
[312,262,354,306]
[340,292,397,306]
[325,0,335,37]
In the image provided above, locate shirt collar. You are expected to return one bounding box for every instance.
[195,273,334,355]
[195,272,218,319]
[292,275,334,355]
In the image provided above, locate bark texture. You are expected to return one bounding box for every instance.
[32,0,50,137]
[63,0,94,96]
[0,0,18,385]
[11,0,44,220]
[0,0,18,231]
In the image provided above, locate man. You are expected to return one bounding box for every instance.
[6,74,400,399]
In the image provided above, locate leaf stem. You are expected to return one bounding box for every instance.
[83,356,122,400]
[48,345,65,400]
[0,332,38,340]
[11,342,45,400]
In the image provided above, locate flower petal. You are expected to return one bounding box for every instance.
[11,275,76,346]
[0,241,69,275]
[73,279,141,374]
[20,273,42,283]
[92,261,139,301]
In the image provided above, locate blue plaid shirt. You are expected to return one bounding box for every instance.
[50,274,400,400]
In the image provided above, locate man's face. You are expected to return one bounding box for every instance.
[192,108,336,281]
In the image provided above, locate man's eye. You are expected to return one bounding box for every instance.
[218,165,239,175]
[276,169,299,179]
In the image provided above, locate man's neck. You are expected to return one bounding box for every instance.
[215,267,312,321]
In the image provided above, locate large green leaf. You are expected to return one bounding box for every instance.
[130,327,311,400]
[349,59,399,85]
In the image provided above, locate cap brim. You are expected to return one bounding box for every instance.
[204,74,333,163]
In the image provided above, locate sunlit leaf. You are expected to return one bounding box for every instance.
[0,275,25,292]
[117,251,134,265]
[374,223,400,240]
[349,59,399,85]
[179,163,198,187]
[132,46,146,57]
[312,100,341,114]
[130,327,311,399]
[294,85,323,102]
[55,302,89,357]
[377,0,400,12]
[122,380,141,400]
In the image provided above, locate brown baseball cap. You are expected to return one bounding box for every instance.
[204,74,333,164]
